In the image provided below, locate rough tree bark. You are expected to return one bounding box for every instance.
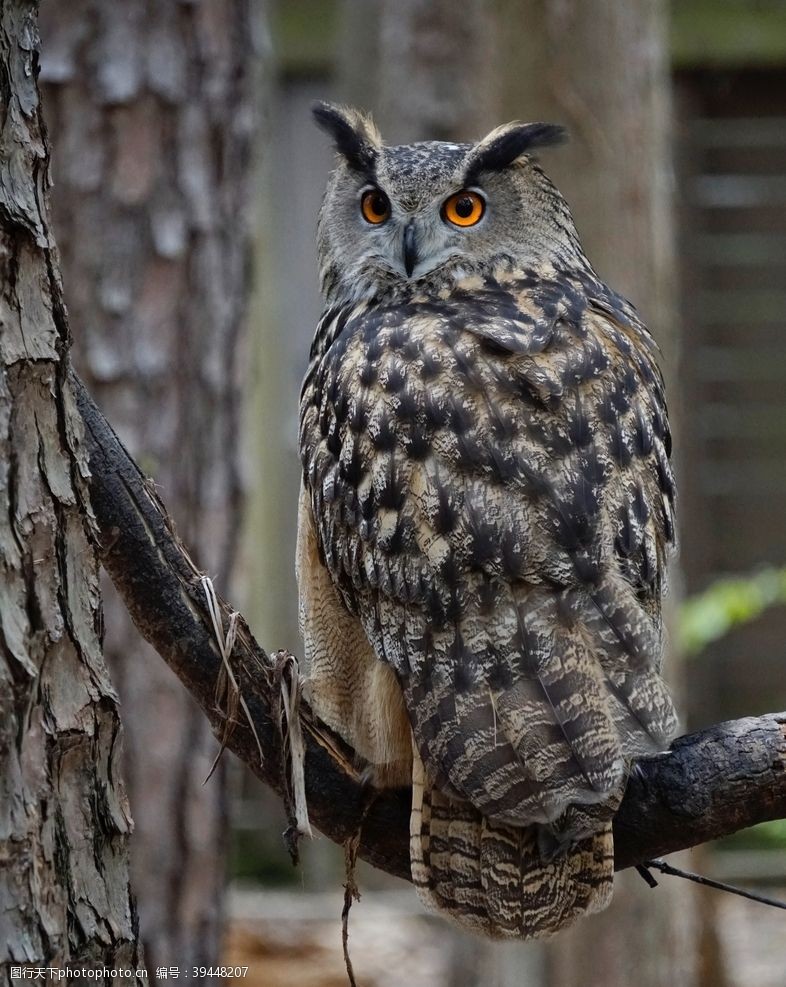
[36,3,260,977]
[0,0,140,976]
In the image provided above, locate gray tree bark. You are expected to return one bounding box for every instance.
[496,0,677,363]
[341,1,689,984]
[0,0,141,977]
[494,3,690,986]
[336,11,500,972]
[37,2,261,979]
[338,0,496,144]
[376,0,496,142]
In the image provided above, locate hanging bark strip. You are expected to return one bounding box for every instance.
[72,371,786,883]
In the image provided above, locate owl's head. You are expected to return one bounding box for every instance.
[312,102,586,305]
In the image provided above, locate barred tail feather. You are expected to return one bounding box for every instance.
[410,748,614,940]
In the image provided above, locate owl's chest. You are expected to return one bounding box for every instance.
[305,308,600,572]
[300,298,611,490]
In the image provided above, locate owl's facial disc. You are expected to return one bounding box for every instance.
[398,189,487,279]
[381,208,475,281]
[313,104,580,302]
[357,183,489,281]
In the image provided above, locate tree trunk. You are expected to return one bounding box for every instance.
[495,3,693,986]
[338,0,497,143]
[376,0,497,142]
[341,1,692,984]
[0,0,140,975]
[496,0,677,362]
[337,5,527,985]
[37,2,261,978]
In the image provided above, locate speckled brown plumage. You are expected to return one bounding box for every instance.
[297,103,677,939]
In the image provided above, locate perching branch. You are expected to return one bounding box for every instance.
[71,369,786,882]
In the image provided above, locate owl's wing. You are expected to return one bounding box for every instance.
[300,278,677,832]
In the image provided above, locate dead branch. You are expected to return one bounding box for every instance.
[71,368,786,883]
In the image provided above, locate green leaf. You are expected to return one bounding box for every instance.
[677,567,786,656]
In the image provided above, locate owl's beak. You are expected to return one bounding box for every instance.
[403,221,418,277]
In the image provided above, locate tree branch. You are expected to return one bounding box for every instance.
[71,368,786,883]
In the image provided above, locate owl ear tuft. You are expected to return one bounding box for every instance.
[464,122,567,183]
[312,101,382,176]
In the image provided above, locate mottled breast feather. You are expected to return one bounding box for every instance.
[299,267,677,833]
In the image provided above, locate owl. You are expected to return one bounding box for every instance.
[297,102,678,940]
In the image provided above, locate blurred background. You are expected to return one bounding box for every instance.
[37,1,786,985]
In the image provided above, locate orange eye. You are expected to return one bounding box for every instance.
[442,190,485,227]
[361,189,391,224]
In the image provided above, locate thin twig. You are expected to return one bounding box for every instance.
[640,858,786,911]
[342,833,361,987]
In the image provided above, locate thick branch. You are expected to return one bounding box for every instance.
[71,369,786,882]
